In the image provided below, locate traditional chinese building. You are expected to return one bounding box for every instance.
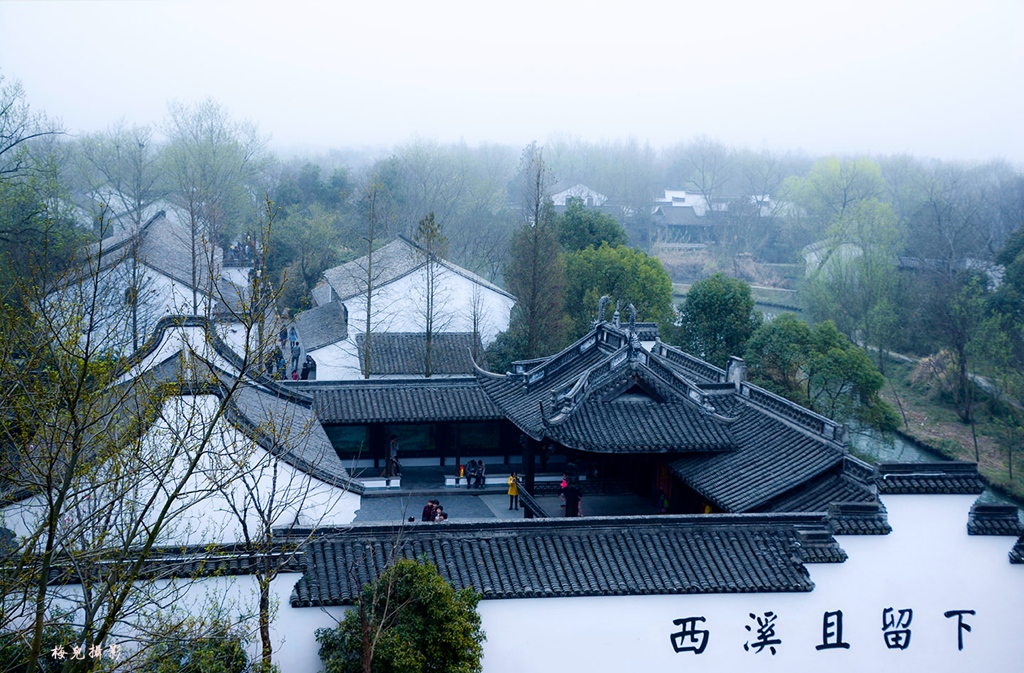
[303,236,516,379]
[3,314,1022,673]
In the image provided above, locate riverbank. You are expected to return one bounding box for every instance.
[878,356,1024,503]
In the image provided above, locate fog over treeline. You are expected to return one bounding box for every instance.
[58,107,1024,289]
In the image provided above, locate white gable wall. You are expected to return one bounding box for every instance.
[309,263,515,380]
[2,395,358,547]
[47,262,218,359]
[344,264,513,343]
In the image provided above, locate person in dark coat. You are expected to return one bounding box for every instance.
[475,460,486,489]
[565,485,582,517]
[421,499,437,522]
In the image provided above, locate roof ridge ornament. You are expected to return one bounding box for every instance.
[596,295,611,324]
[626,303,643,357]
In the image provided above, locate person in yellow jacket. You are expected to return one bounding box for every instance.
[507,472,519,511]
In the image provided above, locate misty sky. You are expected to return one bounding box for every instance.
[1,0,1022,163]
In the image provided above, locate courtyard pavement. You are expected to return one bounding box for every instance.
[351,466,659,524]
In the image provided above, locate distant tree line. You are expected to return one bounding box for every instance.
[2,66,1023,453]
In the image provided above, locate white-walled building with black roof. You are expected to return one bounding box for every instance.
[2,313,1022,673]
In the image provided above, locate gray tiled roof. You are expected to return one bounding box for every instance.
[136,211,220,290]
[322,238,416,302]
[78,211,214,290]
[875,462,986,495]
[967,503,1024,536]
[312,377,504,424]
[294,301,348,351]
[654,205,705,226]
[478,322,847,502]
[476,323,724,452]
[825,502,892,535]
[670,403,845,512]
[1012,537,1024,564]
[290,514,842,606]
[477,339,612,438]
[355,332,482,376]
[42,543,304,584]
[544,396,734,453]
[229,386,357,492]
[765,472,876,514]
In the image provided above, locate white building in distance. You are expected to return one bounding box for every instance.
[304,237,516,380]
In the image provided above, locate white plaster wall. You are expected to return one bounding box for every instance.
[308,266,514,381]
[16,494,1020,673]
[115,325,241,385]
[472,494,1024,673]
[307,342,362,380]
[97,263,213,321]
[344,265,514,346]
[46,263,216,361]
[1,395,359,546]
[143,573,345,673]
[17,574,344,673]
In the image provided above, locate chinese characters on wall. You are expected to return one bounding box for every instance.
[670,608,976,655]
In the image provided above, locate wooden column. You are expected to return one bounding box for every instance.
[436,422,452,467]
[368,423,386,471]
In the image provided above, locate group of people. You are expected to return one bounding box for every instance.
[463,459,487,489]
[265,324,315,381]
[421,499,448,522]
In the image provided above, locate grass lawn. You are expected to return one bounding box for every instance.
[879,356,1024,502]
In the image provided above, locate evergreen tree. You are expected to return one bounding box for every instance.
[556,196,626,252]
[676,273,761,369]
[563,243,673,338]
[316,558,485,673]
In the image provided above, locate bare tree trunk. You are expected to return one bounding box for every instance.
[889,379,909,429]
[360,597,373,673]
[259,568,273,670]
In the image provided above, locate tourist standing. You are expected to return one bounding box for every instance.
[388,435,401,476]
[507,472,519,510]
[290,338,301,374]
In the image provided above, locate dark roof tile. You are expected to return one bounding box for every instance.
[312,378,504,424]
[876,462,986,494]
[1011,537,1024,564]
[765,472,876,514]
[356,332,482,376]
[967,503,1024,536]
[229,386,358,492]
[671,403,844,512]
[294,302,348,351]
[826,502,892,535]
[290,514,839,606]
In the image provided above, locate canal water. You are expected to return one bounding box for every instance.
[848,426,1023,513]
